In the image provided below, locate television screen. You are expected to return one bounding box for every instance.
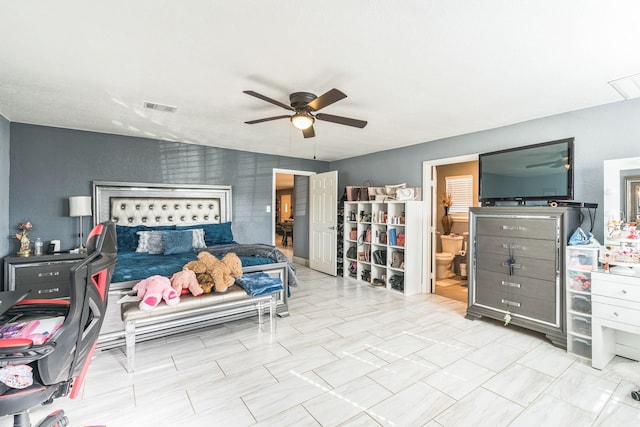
[479,138,574,203]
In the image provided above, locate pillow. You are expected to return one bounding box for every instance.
[119,225,175,252]
[202,222,235,245]
[116,225,143,252]
[162,229,195,255]
[146,231,165,254]
[136,230,165,254]
[178,222,235,246]
[191,228,206,249]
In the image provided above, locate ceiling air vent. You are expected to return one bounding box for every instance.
[143,101,177,113]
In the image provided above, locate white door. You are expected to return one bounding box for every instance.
[309,171,338,275]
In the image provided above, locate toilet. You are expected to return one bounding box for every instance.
[436,234,464,279]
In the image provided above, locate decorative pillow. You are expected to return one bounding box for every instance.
[135,230,152,253]
[178,222,235,246]
[162,229,195,255]
[191,228,206,249]
[120,225,175,252]
[146,231,165,254]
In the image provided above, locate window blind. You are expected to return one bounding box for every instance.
[445,175,473,214]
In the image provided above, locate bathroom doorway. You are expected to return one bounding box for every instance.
[423,155,479,303]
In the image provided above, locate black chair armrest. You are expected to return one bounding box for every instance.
[0,338,55,363]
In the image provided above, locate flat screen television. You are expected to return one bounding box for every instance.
[479,137,574,205]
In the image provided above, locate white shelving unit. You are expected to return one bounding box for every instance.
[343,200,423,296]
[565,245,599,360]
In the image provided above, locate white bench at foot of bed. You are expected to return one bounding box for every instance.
[96,262,289,370]
[121,287,277,372]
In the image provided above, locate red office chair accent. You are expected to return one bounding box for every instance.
[0,221,117,427]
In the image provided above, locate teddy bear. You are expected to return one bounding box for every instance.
[221,252,243,280]
[182,252,243,293]
[170,270,204,297]
[182,258,214,293]
[133,275,180,311]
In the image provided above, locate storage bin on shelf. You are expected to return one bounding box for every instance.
[566,245,599,360]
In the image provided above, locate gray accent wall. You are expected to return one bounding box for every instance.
[7,123,329,257]
[330,98,640,243]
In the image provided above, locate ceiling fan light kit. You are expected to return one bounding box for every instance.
[290,111,314,130]
[243,88,367,138]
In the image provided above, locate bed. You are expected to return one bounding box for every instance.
[92,181,294,349]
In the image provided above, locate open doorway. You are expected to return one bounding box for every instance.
[273,168,316,265]
[275,173,294,260]
[423,154,479,303]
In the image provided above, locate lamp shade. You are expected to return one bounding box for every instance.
[69,196,92,217]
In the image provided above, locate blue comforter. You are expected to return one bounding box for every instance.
[112,243,297,288]
[112,250,273,283]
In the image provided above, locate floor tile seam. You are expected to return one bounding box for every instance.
[479,364,557,408]
[299,382,387,426]
[542,361,619,417]
[238,394,260,424]
[472,386,527,423]
[505,392,597,427]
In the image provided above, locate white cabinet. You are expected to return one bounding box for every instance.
[343,201,423,296]
[591,237,640,369]
[565,246,599,360]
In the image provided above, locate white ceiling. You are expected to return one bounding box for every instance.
[1,1,639,161]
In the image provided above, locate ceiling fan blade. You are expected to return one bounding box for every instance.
[302,125,315,138]
[307,88,347,111]
[316,113,367,128]
[243,90,294,111]
[245,115,291,124]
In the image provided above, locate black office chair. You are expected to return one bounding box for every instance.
[0,221,117,427]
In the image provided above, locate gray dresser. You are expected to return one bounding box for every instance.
[466,206,580,347]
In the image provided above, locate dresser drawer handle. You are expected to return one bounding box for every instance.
[38,271,61,278]
[501,261,522,269]
[501,280,521,288]
[37,287,60,294]
[613,312,619,317]
[501,243,522,249]
[501,225,525,231]
[501,299,521,308]
[621,290,627,295]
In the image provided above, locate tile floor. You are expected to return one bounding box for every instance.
[5,264,640,426]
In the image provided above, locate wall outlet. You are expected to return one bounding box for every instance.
[266,205,271,213]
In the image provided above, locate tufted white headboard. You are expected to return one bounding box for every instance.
[93,181,232,227]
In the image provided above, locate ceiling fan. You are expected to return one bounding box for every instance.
[526,155,570,168]
[243,88,367,138]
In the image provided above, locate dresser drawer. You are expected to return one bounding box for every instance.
[7,260,78,299]
[476,251,557,282]
[13,261,76,285]
[476,235,557,260]
[592,295,640,327]
[475,284,557,324]
[15,281,70,300]
[476,269,556,301]
[475,217,557,240]
[592,276,640,302]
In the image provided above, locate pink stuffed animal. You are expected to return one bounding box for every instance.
[170,270,204,296]
[133,275,180,311]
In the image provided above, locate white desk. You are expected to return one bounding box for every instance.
[591,271,640,369]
